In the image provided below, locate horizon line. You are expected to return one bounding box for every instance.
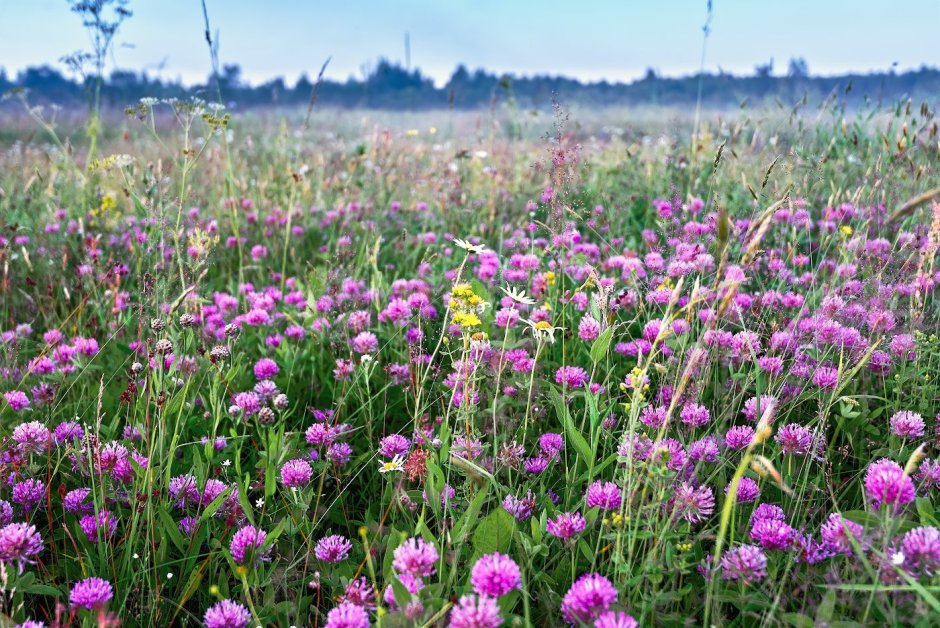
[4,58,938,91]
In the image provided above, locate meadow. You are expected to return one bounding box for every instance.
[0,94,939,627]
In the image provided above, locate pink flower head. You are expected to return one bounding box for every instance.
[560,572,618,624]
[900,526,940,576]
[547,511,587,541]
[720,545,767,584]
[594,611,639,628]
[449,594,502,628]
[819,513,865,555]
[470,552,521,597]
[12,421,50,454]
[585,481,623,511]
[0,522,44,572]
[555,366,589,389]
[280,458,313,487]
[3,391,30,411]
[864,458,915,511]
[392,537,439,577]
[204,599,251,628]
[325,601,370,628]
[672,482,715,523]
[230,525,271,564]
[315,534,353,563]
[253,358,279,380]
[69,577,113,609]
[889,411,925,439]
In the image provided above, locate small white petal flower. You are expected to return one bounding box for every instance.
[453,238,486,254]
[521,318,563,344]
[501,285,536,305]
[379,454,406,474]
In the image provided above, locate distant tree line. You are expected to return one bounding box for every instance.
[3,57,940,110]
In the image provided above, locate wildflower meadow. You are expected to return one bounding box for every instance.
[1,73,940,627]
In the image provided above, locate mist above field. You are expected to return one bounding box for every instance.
[3,0,940,111]
[4,59,940,111]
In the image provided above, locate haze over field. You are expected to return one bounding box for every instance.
[1,2,939,627]
[3,0,940,109]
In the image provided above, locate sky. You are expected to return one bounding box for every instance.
[1,0,939,87]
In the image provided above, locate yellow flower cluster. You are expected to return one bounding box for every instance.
[610,513,625,528]
[619,367,649,398]
[100,195,117,212]
[449,283,489,329]
[90,193,119,221]
[452,311,481,327]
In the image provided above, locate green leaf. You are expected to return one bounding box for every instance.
[454,484,491,545]
[390,575,414,610]
[156,506,186,553]
[531,511,545,544]
[549,388,594,469]
[781,613,814,628]
[178,563,204,608]
[425,459,443,518]
[198,486,233,524]
[237,476,255,526]
[23,584,60,597]
[265,517,288,547]
[590,326,614,365]
[577,538,593,563]
[814,589,836,624]
[841,510,881,528]
[264,439,278,500]
[383,528,407,578]
[471,509,516,560]
[497,589,520,615]
[916,497,938,527]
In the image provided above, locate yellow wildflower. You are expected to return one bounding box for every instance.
[453,312,482,328]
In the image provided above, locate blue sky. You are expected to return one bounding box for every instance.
[2,0,938,86]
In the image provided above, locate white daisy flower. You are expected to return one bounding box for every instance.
[379,454,406,474]
[453,238,486,254]
[501,285,536,305]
